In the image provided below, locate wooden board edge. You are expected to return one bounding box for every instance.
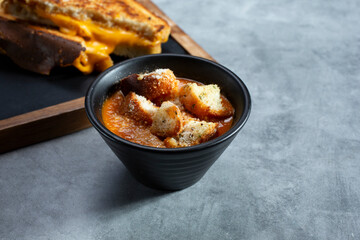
[0,97,91,153]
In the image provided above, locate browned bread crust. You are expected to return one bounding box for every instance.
[179,83,234,119]
[121,91,158,125]
[2,0,170,42]
[0,14,84,74]
[164,119,218,148]
[150,101,183,137]
[119,69,179,104]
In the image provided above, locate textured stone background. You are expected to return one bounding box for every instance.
[1,0,360,239]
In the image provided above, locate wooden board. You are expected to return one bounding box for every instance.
[0,0,214,153]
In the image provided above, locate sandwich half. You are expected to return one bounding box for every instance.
[0,0,171,74]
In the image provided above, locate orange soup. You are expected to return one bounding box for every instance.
[102,70,234,148]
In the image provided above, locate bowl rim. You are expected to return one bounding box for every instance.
[85,53,251,153]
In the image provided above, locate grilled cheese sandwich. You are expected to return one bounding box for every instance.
[0,0,170,74]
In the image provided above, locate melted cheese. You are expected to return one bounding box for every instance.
[38,12,160,74]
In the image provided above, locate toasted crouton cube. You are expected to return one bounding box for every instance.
[179,83,233,119]
[139,69,179,102]
[120,69,179,103]
[122,92,158,125]
[150,101,183,137]
[164,119,218,148]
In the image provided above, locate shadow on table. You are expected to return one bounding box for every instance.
[93,164,172,213]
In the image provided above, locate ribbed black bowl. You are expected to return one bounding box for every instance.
[85,54,251,191]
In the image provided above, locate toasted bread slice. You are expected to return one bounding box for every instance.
[120,69,179,103]
[2,0,170,42]
[179,83,234,119]
[0,14,84,74]
[150,101,183,138]
[122,92,158,125]
[164,119,218,148]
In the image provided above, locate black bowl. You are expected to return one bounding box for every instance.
[85,54,251,191]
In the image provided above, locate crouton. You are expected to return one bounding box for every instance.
[120,69,179,103]
[119,73,142,96]
[179,83,233,119]
[164,119,218,148]
[122,92,158,125]
[150,101,183,137]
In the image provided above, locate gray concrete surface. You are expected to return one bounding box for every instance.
[1,0,360,239]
